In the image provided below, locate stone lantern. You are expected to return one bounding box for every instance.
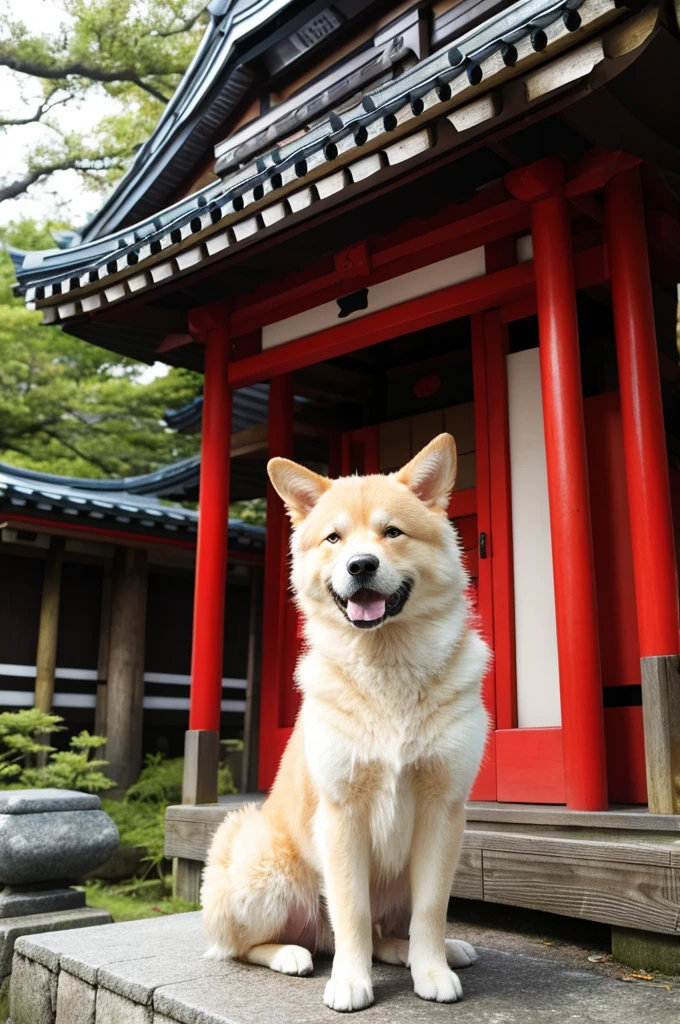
[0,789,119,981]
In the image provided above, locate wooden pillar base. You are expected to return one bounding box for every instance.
[641,655,680,814]
[612,926,680,975]
[172,857,203,905]
[182,729,219,805]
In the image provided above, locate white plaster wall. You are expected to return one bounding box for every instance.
[507,347,561,727]
[262,247,486,349]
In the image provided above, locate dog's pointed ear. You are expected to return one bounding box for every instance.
[267,458,331,524]
[395,433,457,509]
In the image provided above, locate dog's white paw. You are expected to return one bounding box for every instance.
[270,945,314,976]
[445,938,478,968]
[324,973,374,1012]
[412,966,463,1003]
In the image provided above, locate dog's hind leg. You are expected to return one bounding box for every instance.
[243,943,313,975]
[202,803,316,973]
[373,932,409,966]
[372,933,477,969]
[444,939,478,967]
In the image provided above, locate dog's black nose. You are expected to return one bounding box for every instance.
[347,554,379,576]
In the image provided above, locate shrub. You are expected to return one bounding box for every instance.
[108,750,238,877]
[0,710,115,793]
[0,708,64,779]
[21,731,116,794]
[100,798,167,877]
[124,753,185,806]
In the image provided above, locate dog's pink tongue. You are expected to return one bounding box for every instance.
[347,591,386,622]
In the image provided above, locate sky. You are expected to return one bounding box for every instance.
[0,0,122,229]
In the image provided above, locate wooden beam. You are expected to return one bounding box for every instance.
[640,655,680,815]
[229,190,530,337]
[231,423,268,458]
[105,546,148,792]
[229,246,608,389]
[34,536,65,714]
[6,513,197,552]
[94,569,112,739]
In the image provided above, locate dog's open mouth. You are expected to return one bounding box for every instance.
[331,582,412,630]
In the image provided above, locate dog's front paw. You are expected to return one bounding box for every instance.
[324,973,374,1012]
[270,945,314,976]
[412,965,463,1003]
[445,938,478,968]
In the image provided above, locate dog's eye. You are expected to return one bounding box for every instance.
[384,526,402,539]
[326,532,341,544]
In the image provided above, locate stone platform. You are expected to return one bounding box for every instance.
[9,911,680,1024]
[1,906,111,980]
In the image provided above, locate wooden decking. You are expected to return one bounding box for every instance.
[165,799,680,937]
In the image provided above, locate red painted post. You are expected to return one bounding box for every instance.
[604,168,679,657]
[258,374,295,790]
[188,303,232,732]
[507,158,608,810]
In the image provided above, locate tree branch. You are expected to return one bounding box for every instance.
[0,94,73,128]
[42,430,115,474]
[0,55,171,103]
[0,154,128,202]
[148,4,209,38]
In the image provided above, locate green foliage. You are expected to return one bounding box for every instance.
[82,877,199,922]
[0,3,208,482]
[0,221,203,477]
[0,707,64,779]
[125,752,186,806]
[100,797,167,875]
[21,730,116,793]
[228,498,267,526]
[0,710,114,792]
[103,752,237,877]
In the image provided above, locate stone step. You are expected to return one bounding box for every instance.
[9,911,680,1024]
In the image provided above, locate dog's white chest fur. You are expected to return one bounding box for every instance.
[367,768,416,880]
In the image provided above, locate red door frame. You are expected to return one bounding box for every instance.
[256,306,522,799]
[181,150,676,808]
[254,251,611,793]
[250,154,628,796]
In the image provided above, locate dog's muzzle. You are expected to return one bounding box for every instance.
[330,579,413,630]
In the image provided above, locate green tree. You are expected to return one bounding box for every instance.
[0,2,210,481]
[0,0,208,202]
[0,219,202,476]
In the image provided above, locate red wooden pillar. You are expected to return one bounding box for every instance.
[507,159,608,810]
[258,374,294,790]
[184,302,232,805]
[604,168,679,657]
[604,167,680,814]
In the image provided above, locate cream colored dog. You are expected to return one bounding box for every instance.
[202,433,489,1012]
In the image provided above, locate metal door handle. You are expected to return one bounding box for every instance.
[479,532,488,559]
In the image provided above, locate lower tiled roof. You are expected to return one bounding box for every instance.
[0,464,265,550]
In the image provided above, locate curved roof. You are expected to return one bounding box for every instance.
[0,462,264,549]
[77,0,388,242]
[164,382,269,434]
[0,457,202,498]
[79,0,281,241]
[15,0,633,305]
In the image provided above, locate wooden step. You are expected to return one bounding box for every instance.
[165,798,680,936]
